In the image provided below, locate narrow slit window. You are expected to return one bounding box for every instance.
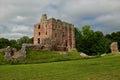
[38,25,40,29]
[62,32,64,37]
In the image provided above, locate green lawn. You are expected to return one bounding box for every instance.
[0,54,120,80]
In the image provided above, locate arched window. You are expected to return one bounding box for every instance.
[66,41,67,46]
[38,38,40,44]
[39,32,40,35]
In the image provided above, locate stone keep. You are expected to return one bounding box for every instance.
[34,14,76,51]
[110,42,119,54]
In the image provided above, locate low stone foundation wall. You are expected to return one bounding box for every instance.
[23,44,42,50]
[3,43,76,61]
[4,44,49,61]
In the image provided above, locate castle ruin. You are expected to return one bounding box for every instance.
[34,14,75,51]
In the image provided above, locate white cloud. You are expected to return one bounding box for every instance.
[95,14,120,25]
[61,0,120,17]
[92,13,120,32]
[11,25,33,33]
[0,33,24,39]
[0,25,33,39]
[0,27,3,33]
[12,16,27,22]
[0,0,120,39]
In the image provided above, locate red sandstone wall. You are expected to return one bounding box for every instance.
[34,14,75,51]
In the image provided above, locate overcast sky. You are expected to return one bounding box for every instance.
[0,0,120,39]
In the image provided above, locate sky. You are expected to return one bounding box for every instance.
[0,0,120,40]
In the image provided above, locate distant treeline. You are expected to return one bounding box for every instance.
[75,25,120,55]
[0,25,120,55]
[0,36,33,50]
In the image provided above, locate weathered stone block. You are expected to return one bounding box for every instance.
[110,42,119,54]
[4,46,17,61]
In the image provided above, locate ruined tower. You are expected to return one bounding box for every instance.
[34,14,75,51]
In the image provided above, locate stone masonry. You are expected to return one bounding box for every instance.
[34,14,76,51]
[4,45,26,61]
[110,42,119,54]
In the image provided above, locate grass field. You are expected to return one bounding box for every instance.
[0,54,120,80]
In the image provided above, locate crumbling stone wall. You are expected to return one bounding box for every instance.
[4,46,17,61]
[4,44,27,61]
[34,14,76,51]
[4,43,54,60]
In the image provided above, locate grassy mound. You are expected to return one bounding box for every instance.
[24,50,81,64]
[0,50,81,64]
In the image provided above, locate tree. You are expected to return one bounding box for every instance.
[74,27,82,52]
[0,38,10,49]
[9,40,17,47]
[28,37,33,44]
[17,36,30,45]
[105,31,120,50]
[75,25,111,55]
[80,25,96,55]
[16,36,33,49]
[9,40,21,50]
[91,32,111,54]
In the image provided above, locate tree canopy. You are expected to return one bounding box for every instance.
[75,25,113,55]
[0,36,33,50]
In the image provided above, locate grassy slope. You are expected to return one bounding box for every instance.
[0,50,81,64]
[0,52,5,64]
[0,54,120,80]
[25,50,81,63]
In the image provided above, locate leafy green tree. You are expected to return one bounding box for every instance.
[75,25,111,55]
[105,31,120,50]
[91,32,111,55]
[17,36,30,45]
[28,37,33,44]
[74,27,82,52]
[80,25,96,55]
[16,36,33,49]
[10,40,17,47]
[9,40,21,50]
[0,36,33,49]
[0,38,10,48]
